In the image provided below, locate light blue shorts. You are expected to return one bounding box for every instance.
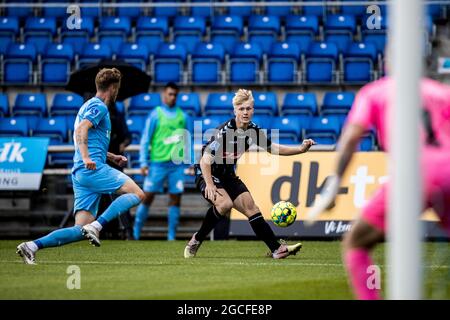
[143,162,185,194]
[72,163,131,217]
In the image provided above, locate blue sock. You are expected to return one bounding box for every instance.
[168,206,180,241]
[97,193,141,227]
[34,225,84,249]
[133,204,150,240]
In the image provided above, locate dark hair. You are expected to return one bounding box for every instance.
[95,68,122,91]
[164,82,179,91]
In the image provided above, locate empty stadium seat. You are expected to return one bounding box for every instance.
[343,42,377,83]
[281,93,318,116]
[228,42,263,83]
[302,0,325,17]
[324,15,356,52]
[285,15,318,52]
[227,0,254,17]
[32,117,68,145]
[117,43,150,71]
[80,0,101,17]
[173,16,206,53]
[153,0,180,17]
[6,0,33,18]
[358,131,377,151]
[128,93,162,116]
[267,42,301,83]
[153,43,187,83]
[3,43,37,84]
[265,0,292,16]
[40,43,74,85]
[204,93,234,116]
[253,92,278,116]
[211,16,243,54]
[0,117,29,137]
[190,0,215,17]
[77,43,112,69]
[270,116,306,144]
[340,0,369,18]
[321,92,355,115]
[0,17,19,40]
[190,42,225,84]
[361,15,387,54]
[304,115,344,146]
[194,116,223,143]
[98,17,132,52]
[61,17,95,55]
[304,42,339,84]
[252,114,272,130]
[248,15,280,53]
[13,93,47,117]
[126,115,146,144]
[0,93,9,116]
[136,16,169,55]
[50,93,84,116]
[44,0,71,17]
[176,93,201,116]
[116,0,143,18]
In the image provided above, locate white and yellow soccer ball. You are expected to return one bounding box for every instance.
[271,201,297,227]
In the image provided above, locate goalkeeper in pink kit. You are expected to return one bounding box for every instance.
[307,76,450,300]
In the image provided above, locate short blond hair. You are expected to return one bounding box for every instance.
[233,89,254,107]
[95,68,122,91]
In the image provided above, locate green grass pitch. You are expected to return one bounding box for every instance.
[0,240,448,299]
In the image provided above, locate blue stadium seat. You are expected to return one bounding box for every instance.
[358,131,377,151]
[285,15,318,52]
[117,43,150,71]
[324,15,356,52]
[248,15,280,53]
[24,17,57,37]
[32,117,68,145]
[50,93,84,116]
[267,42,301,83]
[194,116,222,143]
[128,93,162,116]
[153,43,187,83]
[77,43,112,69]
[252,114,272,130]
[173,16,206,53]
[210,15,243,53]
[80,0,101,17]
[304,115,344,146]
[6,0,33,18]
[281,93,318,116]
[43,0,68,17]
[116,0,143,18]
[190,0,214,18]
[304,42,339,84]
[115,101,125,115]
[0,17,19,40]
[126,115,147,144]
[343,42,377,84]
[61,17,95,55]
[0,93,9,116]
[0,117,29,137]
[302,0,325,18]
[40,43,74,85]
[227,0,254,17]
[265,0,292,16]
[340,0,368,18]
[177,92,201,117]
[253,92,278,116]
[3,43,37,84]
[136,17,169,55]
[228,42,263,83]
[321,92,355,115]
[0,37,12,57]
[98,17,132,52]
[270,116,304,144]
[13,93,47,117]
[361,15,387,55]
[204,93,234,116]
[191,42,225,84]
[153,0,180,17]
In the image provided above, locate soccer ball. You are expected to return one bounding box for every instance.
[271,201,297,227]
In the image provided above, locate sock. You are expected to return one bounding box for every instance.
[196,206,222,242]
[248,213,280,252]
[33,225,84,249]
[345,248,381,300]
[133,204,150,240]
[26,241,38,252]
[97,193,141,228]
[167,206,180,241]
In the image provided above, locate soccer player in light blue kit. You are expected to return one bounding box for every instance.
[16,68,144,264]
[133,82,192,241]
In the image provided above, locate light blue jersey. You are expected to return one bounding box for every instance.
[72,97,111,172]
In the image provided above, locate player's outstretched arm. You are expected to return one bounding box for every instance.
[269,139,316,156]
[75,119,96,170]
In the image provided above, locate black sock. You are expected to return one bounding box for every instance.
[196,206,222,242]
[248,213,280,252]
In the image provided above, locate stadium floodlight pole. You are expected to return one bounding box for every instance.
[388,0,423,300]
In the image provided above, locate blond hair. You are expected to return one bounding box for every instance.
[95,68,122,91]
[233,89,254,107]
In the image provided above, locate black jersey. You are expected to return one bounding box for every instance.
[195,118,272,178]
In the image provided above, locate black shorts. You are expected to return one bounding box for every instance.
[196,174,249,203]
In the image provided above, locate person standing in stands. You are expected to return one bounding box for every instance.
[133,82,191,241]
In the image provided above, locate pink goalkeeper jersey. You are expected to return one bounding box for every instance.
[346,77,450,151]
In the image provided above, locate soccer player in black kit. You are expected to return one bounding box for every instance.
[184,89,315,259]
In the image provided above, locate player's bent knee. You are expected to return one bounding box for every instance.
[135,189,145,202]
[216,200,233,215]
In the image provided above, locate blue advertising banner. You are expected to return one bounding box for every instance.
[0,138,50,190]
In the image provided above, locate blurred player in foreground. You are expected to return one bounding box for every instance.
[185,89,315,259]
[16,68,144,264]
[306,75,450,299]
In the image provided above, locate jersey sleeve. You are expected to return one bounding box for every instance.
[139,110,158,168]
[345,84,376,131]
[82,101,108,128]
